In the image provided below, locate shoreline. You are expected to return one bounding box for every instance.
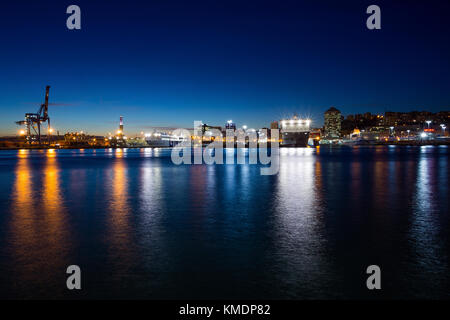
[0,141,449,151]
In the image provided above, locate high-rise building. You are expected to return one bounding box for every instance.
[324,107,341,138]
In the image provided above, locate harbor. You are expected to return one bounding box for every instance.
[1,86,448,150]
[1,0,450,304]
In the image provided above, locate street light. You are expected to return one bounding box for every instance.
[407,129,410,140]
[48,128,54,145]
[426,120,432,129]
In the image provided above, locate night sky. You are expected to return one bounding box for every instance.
[0,0,449,135]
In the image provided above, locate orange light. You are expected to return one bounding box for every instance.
[19,130,25,135]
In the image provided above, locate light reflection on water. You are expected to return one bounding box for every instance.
[271,150,330,297]
[10,151,36,288]
[7,149,70,297]
[0,146,449,299]
[106,157,135,283]
[407,149,448,291]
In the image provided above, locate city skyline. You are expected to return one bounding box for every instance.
[1,0,450,136]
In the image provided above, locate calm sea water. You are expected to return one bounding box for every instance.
[0,146,449,299]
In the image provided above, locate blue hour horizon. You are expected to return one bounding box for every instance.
[0,0,449,136]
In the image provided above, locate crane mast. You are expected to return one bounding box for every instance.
[15,86,52,145]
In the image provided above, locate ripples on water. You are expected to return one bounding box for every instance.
[0,146,448,299]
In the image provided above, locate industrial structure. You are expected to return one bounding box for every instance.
[277,115,311,147]
[119,116,124,136]
[109,116,127,147]
[225,120,236,130]
[15,86,52,145]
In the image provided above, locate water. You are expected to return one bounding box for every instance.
[0,146,449,299]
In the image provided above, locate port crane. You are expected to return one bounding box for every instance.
[15,86,52,145]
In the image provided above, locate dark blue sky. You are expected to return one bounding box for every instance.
[0,0,449,135]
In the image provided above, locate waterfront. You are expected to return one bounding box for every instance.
[0,146,449,299]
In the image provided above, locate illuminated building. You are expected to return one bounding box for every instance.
[225,120,236,130]
[279,115,311,147]
[324,107,342,138]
